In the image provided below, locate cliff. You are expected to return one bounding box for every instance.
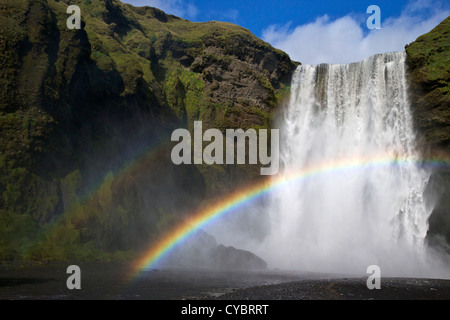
[405,16,450,250]
[0,0,297,260]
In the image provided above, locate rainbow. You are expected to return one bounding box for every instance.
[59,138,173,236]
[130,152,450,280]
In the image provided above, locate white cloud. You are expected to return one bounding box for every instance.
[124,0,199,20]
[262,1,450,65]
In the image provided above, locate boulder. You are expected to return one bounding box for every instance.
[211,244,267,271]
[162,229,267,270]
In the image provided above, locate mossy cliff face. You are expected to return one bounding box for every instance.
[0,0,297,260]
[405,17,450,249]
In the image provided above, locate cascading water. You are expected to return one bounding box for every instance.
[257,52,445,277]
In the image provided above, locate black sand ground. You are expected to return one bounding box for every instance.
[213,277,450,300]
[0,262,449,300]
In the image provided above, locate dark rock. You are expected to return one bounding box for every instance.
[405,17,450,250]
[211,244,267,270]
[163,230,267,271]
[406,17,450,153]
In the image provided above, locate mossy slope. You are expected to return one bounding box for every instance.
[0,0,297,260]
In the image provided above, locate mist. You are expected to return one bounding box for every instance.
[197,52,450,279]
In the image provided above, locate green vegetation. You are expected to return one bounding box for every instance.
[405,16,450,147]
[0,0,328,264]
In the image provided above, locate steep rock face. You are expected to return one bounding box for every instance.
[0,0,297,260]
[406,17,450,152]
[405,17,450,249]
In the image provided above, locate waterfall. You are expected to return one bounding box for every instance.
[259,52,444,277]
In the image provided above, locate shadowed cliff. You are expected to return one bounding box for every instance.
[0,0,297,260]
[406,16,450,252]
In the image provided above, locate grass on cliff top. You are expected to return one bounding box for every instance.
[120,1,291,58]
[406,16,450,84]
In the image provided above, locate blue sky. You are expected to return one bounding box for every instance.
[123,0,450,64]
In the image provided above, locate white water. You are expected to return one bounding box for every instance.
[256,52,447,277]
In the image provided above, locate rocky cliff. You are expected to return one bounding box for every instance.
[405,16,450,250]
[0,0,297,260]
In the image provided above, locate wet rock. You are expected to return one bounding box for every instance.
[163,230,267,270]
[405,17,450,250]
